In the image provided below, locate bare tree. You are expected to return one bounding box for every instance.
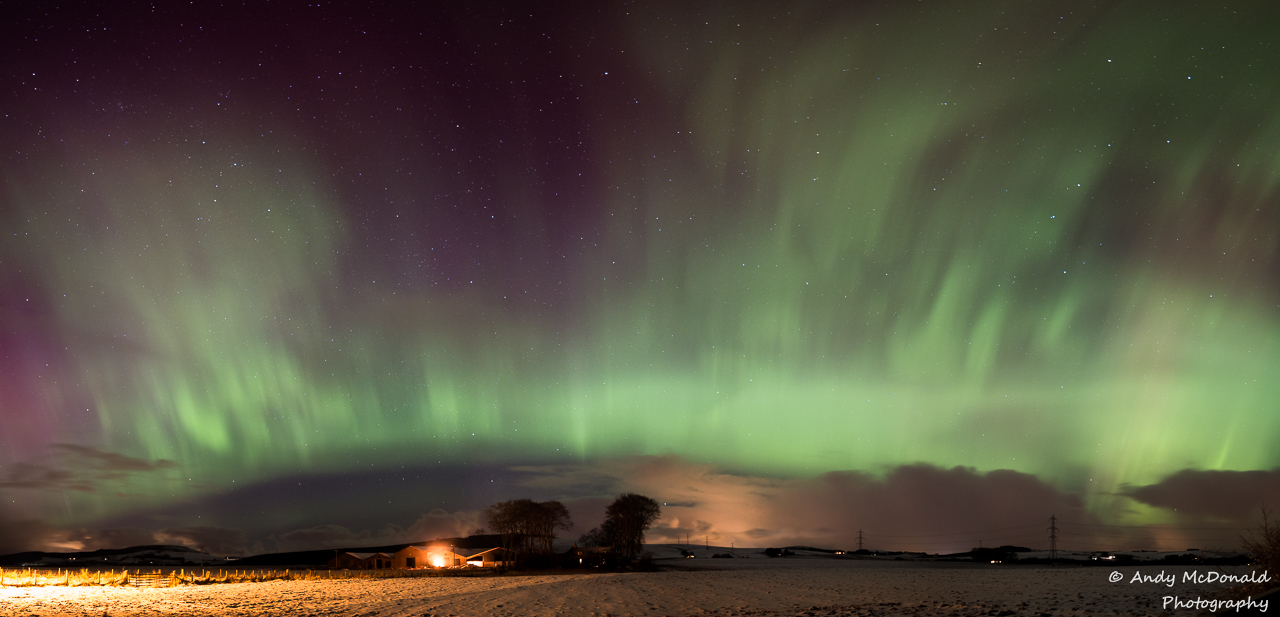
[486,499,573,556]
[604,493,660,560]
[534,500,572,553]
[578,519,617,548]
[485,499,524,554]
[1241,507,1280,578]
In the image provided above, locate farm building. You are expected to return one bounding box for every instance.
[328,544,509,569]
[456,547,514,567]
[390,545,430,569]
[413,545,468,568]
[331,551,394,569]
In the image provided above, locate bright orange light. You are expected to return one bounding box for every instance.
[429,554,445,568]
[1,586,87,603]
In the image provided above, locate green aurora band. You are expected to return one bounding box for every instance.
[2,1,1278,529]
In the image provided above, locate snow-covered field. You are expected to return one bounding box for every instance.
[1,557,1270,616]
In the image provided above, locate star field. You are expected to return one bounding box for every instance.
[1,1,1278,553]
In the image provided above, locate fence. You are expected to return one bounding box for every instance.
[0,566,497,588]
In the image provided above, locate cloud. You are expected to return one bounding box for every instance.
[404,508,485,541]
[0,462,92,492]
[1122,468,1280,522]
[0,444,177,493]
[0,513,162,556]
[516,456,1105,553]
[1,524,223,556]
[0,498,487,556]
[0,514,160,556]
[52,444,177,475]
[155,526,250,556]
[510,464,624,496]
[269,524,373,552]
[69,527,159,551]
[0,513,67,555]
[7,458,1260,557]
[265,509,488,552]
[783,464,1092,551]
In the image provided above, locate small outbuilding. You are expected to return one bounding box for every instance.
[457,547,514,567]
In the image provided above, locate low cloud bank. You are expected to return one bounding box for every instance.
[1122,468,1280,522]
[2,460,1267,557]
[517,457,1254,553]
[0,509,485,557]
[518,457,1096,553]
[156,526,251,556]
[265,509,485,553]
[0,444,177,493]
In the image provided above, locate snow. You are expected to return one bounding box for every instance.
[0,556,1267,616]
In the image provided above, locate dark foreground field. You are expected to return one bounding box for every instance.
[1,559,1271,616]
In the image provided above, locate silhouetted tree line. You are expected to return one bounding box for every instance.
[482,493,660,568]
[1243,508,1280,583]
[485,499,571,556]
[578,493,661,560]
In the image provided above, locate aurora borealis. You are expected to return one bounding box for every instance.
[2,1,1278,556]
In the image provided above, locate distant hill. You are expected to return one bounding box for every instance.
[0,544,223,567]
[1,535,510,569]
[229,534,507,567]
[229,549,336,567]
[936,545,1033,561]
[782,546,840,553]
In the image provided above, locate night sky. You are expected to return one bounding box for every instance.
[2,1,1278,557]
